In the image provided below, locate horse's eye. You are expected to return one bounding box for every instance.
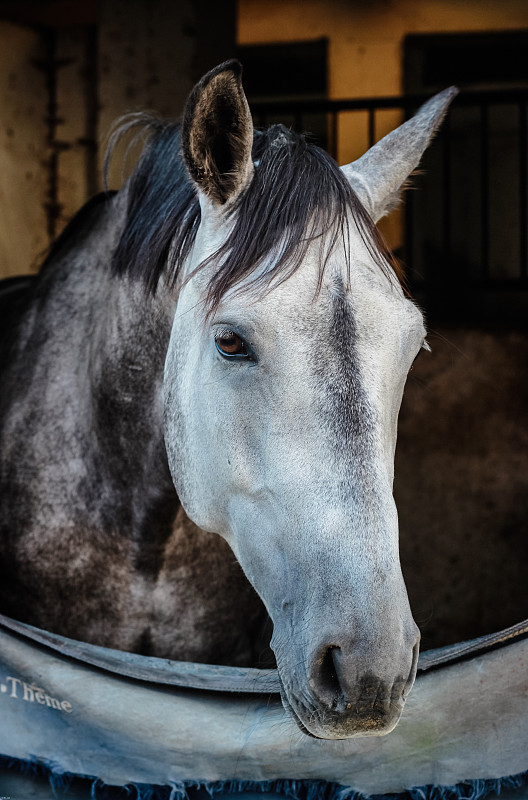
[215,331,248,358]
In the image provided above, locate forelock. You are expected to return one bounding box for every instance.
[111,120,403,309]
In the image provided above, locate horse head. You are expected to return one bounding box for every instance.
[163,61,457,739]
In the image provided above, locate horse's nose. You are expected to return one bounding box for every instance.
[307,632,420,732]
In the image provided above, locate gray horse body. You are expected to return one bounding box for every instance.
[0,193,265,665]
[0,60,457,739]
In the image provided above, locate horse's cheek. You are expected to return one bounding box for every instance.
[162,346,226,534]
[163,346,193,507]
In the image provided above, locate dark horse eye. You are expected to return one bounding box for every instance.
[215,331,248,358]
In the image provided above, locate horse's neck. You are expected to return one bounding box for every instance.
[2,190,178,546]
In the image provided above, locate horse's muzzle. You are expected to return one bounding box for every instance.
[281,636,420,739]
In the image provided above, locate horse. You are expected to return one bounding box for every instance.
[0,60,456,740]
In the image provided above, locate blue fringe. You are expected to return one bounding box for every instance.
[0,754,527,800]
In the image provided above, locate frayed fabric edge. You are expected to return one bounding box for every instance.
[0,755,527,800]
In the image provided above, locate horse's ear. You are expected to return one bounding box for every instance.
[181,60,254,207]
[341,87,458,222]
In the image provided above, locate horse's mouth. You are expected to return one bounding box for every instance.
[277,674,320,739]
[277,671,408,740]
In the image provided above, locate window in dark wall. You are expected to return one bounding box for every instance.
[405,30,528,93]
[404,31,528,326]
[236,39,328,149]
[237,39,327,100]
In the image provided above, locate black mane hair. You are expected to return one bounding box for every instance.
[111,117,402,312]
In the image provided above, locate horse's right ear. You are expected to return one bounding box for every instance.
[182,60,254,207]
[341,87,458,222]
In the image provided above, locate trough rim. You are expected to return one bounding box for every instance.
[0,612,527,694]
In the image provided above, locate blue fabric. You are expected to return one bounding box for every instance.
[1,755,527,800]
[2,617,528,795]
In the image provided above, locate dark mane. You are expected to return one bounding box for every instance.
[111,118,403,311]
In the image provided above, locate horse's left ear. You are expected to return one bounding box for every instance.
[341,87,458,222]
[182,59,254,207]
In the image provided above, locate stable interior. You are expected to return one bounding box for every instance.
[395,324,528,651]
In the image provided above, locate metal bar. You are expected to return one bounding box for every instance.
[330,111,338,161]
[520,101,528,282]
[480,102,489,280]
[249,87,528,120]
[442,114,452,262]
[403,98,416,282]
[368,107,375,147]
[404,174,414,281]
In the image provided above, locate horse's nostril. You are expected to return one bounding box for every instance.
[312,645,344,708]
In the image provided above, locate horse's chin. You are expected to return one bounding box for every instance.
[278,675,406,740]
[284,696,405,740]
